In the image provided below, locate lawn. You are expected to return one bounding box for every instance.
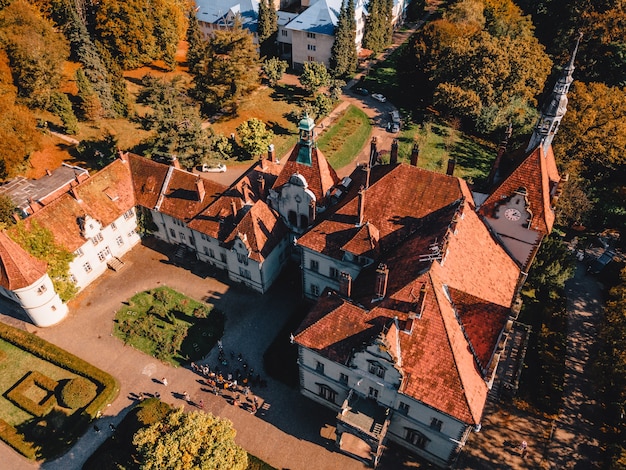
[317,104,371,170]
[0,323,118,460]
[113,286,224,366]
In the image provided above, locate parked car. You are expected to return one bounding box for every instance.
[199,163,227,173]
[372,93,387,102]
[354,87,369,96]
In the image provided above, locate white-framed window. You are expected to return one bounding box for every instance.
[92,233,103,245]
[398,402,410,415]
[339,373,348,385]
[310,259,319,272]
[179,232,186,242]
[111,222,117,231]
[405,428,429,449]
[123,209,134,220]
[329,266,340,279]
[239,267,251,279]
[281,29,287,36]
[316,361,325,374]
[83,262,92,273]
[36,284,47,295]
[307,32,316,38]
[369,387,379,399]
[97,250,107,262]
[430,418,443,432]
[311,284,320,297]
[169,228,176,238]
[75,248,84,257]
[368,362,386,379]
[318,384,336,403]
[128,230,136,238]
[116,236,124,246]
[307,44,316,51]
[220,252,227,263]
[237,252,248,265]
[307,56,315,62]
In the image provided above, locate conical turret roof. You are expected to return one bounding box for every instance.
[0,231,48,290]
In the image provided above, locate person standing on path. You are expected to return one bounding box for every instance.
[162,377,168,386]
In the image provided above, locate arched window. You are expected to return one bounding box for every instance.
[288,211,297,226]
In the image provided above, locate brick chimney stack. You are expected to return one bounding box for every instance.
[268,144,276,163]
[446,157,456,176]
[231,200,237,219]
[196,178,205,201]
[117,149,128,163]
[410,143,419,166]
[339,272,352,297]
[375,263,389,299]
[257,174,266,200]
[357,186,365,227]
[45,169,52,176]
[171,156,180,169]
[369,137,378,167]
[390,139,398,165]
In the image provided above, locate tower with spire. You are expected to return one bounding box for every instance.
[526,33,582,153]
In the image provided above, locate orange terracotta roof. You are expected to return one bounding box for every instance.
[0,231,48,290]
[128,154,169,209]
[341,223,379,257]
[271,144,339,207]
[479,145,560,235]
[21,159,136,251]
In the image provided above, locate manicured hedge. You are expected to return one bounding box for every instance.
[0,419,36,459]
[5,371,58,417]
[59,377,98,409]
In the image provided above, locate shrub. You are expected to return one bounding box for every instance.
[59,377,98,409]
[135,398,171,427]
[5,371,58,417]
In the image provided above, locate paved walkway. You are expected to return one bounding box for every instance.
[0,240,367,470]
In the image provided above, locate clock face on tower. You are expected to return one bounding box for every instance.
[504,208,522,221]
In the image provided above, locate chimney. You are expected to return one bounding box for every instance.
[45,168,52,176]
[70,187,82,202]
[339,272,352,297]
[309,199,316,224]
[357,186,365,227]
[390,139,398,165]
[196,178,205,201]
[231,200,237,218]
[410,143,419,166]
[171,156,180,169]
[365,163,371,189]
[369,137,378,166]
[117,149,128,162]
[27,198,41,214]
[268,144,276,163]
[257,174,265,199]
[375,263,389,299]
[446,157,456,176]
[259,154,267,171]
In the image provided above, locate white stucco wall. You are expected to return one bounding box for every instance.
[9,273,68,327]
[301,247,361,299]
[290,30,335,68]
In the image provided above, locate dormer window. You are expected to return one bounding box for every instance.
[368,361,386,379]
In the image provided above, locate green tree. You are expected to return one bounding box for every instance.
[362,0,393,53]
[48,92,79,134]
[192,17,260,115]
[526,236,575,300]
[0,0,70,109]
[236,118,275,159]
[330,0,357,78]
[257,0,278,57]
[262,57,288,86]
[0,194,17,228]
[9,220,77,301]
[299,61,330,96]
[75,68,104,121]
[77,130,119,169]
[133,407,248,470]
[186,10,205,74]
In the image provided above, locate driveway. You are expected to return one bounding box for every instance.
[0,239,367,470]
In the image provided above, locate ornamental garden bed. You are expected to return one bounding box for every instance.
[0,323,119,460]
[113,286,224,366]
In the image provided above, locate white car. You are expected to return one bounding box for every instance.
[200,163,227,173]
[372,93,387,103]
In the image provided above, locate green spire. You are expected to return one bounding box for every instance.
[297,113,316,165]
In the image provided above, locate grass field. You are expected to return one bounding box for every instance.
[114,286,224,366]
[317,104,371,170]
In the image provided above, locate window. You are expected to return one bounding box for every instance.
[91,233,103,245]
[311,284,320,297]
[69,274,77,284]
[204,246,210,256]
[307,32,316,38]
[97,250,107,262]
[430,418,443,432]
[237,252,249,265]
[281,29,287,36]
[123,209,134,220]
[339,373,349,385]
[307,44,316,51]
[310,259,319,272]
[111,222,117,231]
[316,361,325,374]
[75,248,84,257]
[170,228,176,238]
[398,402,410,415]
[128,230,136,238]
[37,285,47,295]
[209,248,215,258]
[239,267,251,279]
[201,233,209,241]
[83,262,92,273]
[368,362,386,379]
[220,252,227,263]
[288,210,297,226]
[116,236,124,246]
[405,429,429,449]
[179,232,186,242]
[329,267,340,279]
[307,56,315,62]
[368,387,379,399]
[318,384,336,403]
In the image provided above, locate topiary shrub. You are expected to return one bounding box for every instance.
[59,377,97,409]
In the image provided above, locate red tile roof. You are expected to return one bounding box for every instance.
[295,163,521,424]
[479,145,560,235]
[128,154,169,209]
[0,231,48,290]
[271,144,339,207]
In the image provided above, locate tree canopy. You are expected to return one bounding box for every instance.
[299,61,330,96]
[237,118,274,159]
[133,407,248,470]
[192,17,260,115]
[362,0,393,53]
[330,0,357,78]
[262,57,288,86]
